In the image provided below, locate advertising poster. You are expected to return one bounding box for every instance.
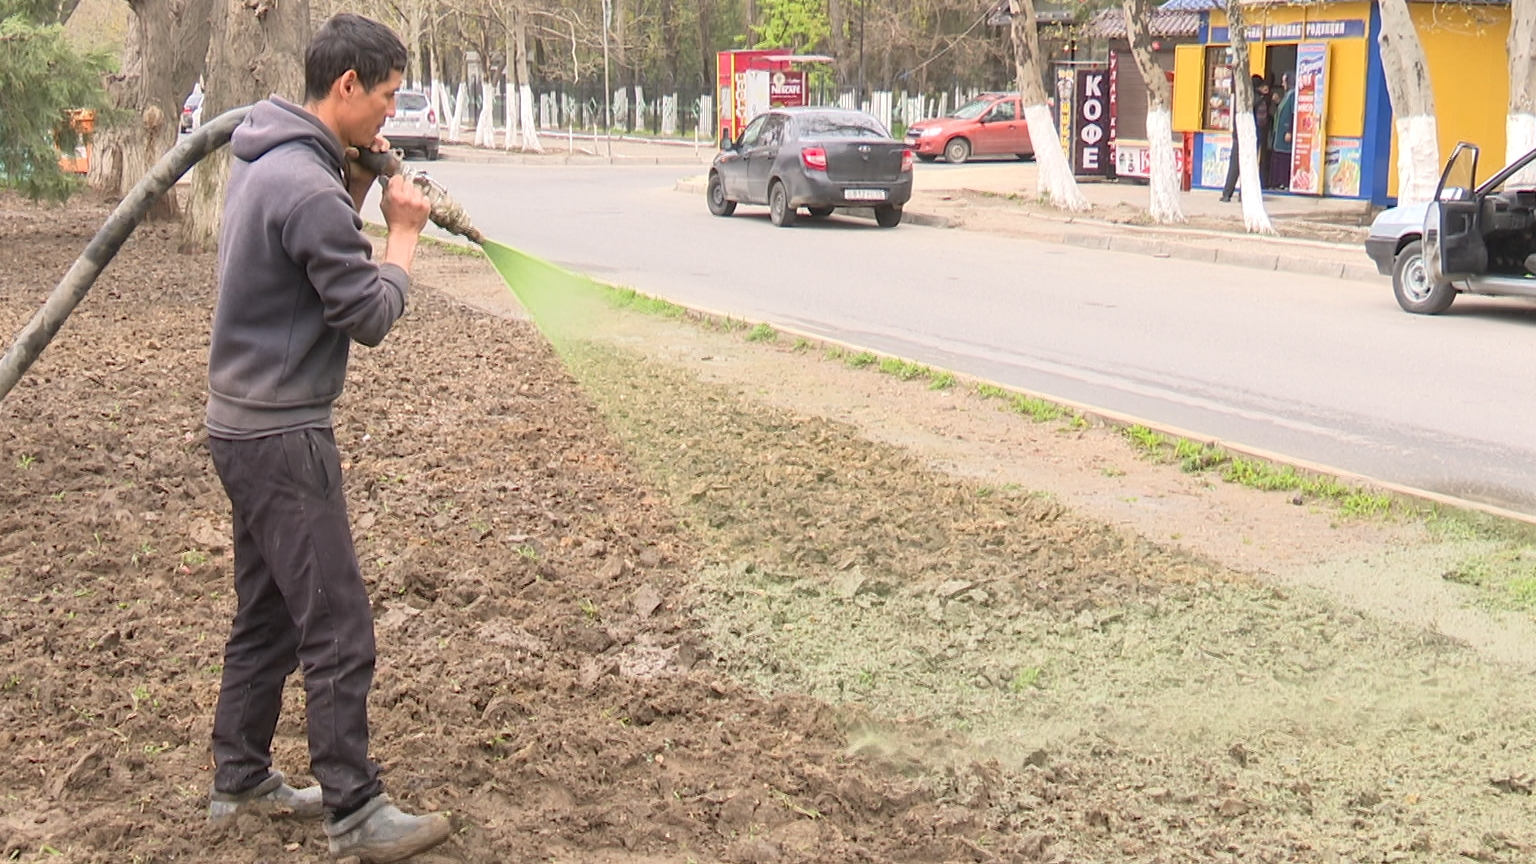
[769,70,806,107]
[1073,68,1110,176]
[1055,67,1075,156]
[1114,141,1187,181]
[1324,138,1363,198]
[1198,133,1232,189]
[1289,42,1330,195]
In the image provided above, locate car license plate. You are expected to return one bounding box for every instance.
[845,189,887,202]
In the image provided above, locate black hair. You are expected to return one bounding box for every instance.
[304,14,408,103]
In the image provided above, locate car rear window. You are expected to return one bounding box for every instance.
[396,93,429,111]
[793,114,888,139]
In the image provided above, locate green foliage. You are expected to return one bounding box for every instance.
[752,0,830,53]
[928,371,955,390]
[746,322,777,342]
[0,0,111,200]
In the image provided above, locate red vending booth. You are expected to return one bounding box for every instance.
[716,50,830,148]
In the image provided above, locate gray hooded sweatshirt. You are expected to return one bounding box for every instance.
[206,97,409,438]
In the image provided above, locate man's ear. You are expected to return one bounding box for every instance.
[334,69,360,99]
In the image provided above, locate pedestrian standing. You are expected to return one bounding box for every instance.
[202,13,451,863]
[1270,73,1296,191]
[1253,77,1274,188]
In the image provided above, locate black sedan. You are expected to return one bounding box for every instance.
[707,107,913,228]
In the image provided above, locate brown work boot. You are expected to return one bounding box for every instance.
[325,794,451,863]
[208,770,325,824]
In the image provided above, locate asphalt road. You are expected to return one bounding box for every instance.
[370,161,1536,516]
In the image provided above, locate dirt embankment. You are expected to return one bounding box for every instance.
[3,191,1536,864]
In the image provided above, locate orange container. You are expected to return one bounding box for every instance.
[57,109,95,174]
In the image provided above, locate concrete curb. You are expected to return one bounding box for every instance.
[674,176,1382,283]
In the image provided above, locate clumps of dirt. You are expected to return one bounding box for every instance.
[0,191,1005,864]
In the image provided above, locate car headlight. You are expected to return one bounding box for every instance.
[921,127,944,138]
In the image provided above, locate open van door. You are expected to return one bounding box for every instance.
[1424,143,1487,281]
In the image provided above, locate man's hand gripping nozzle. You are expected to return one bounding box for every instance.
[352,149,486,246]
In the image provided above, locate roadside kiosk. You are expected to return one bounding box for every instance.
[716,50,833,148]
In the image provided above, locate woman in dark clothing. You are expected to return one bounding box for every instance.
[1270,74,1295,191]
[1252,76,1273,188]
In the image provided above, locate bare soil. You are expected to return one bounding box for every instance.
[3,191,1536,864]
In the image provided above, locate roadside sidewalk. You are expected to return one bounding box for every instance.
[674,162,1384,284]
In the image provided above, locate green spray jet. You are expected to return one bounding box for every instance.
[479,240,620,352]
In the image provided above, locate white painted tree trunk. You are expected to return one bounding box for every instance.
[1507,113,1536,185]
[520,83,542,152]
[1122,0,1182,222]
[1378,0,1439,204]
[513,79,525,149]
[1506,0,1536,184]
[1010,0,1088,211]
[1233,114,1273,233]
[449,82,467,142]
[1023,104,1090,210]
[1145,109,1186,224]
[1225,0,1272,232]
[475,81,496,147]
[1395,115,1441,204]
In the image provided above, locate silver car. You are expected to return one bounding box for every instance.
[1367,142,1536,314]
[382,89,440,160]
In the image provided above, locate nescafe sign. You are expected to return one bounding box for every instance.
[1073,69,1110,176]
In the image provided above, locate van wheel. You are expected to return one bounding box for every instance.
[769,181,797,227]
[1393,240,1456,314]
[944,138,971,164]
[874,205,902,228]
[426,144,440,160]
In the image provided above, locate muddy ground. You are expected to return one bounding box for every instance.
[3,190,1536,864]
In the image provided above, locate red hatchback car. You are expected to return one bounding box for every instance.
[903,92,1034,165]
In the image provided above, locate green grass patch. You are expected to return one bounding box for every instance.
[877,357,929,381]
[1122,424,1167,456]
[603,286,686,318]
[976,383,1008,400]
[929,371,955,391]
[1010,395,1064,423]
[1444,547,1536,614]
[745,323,778,342]
[846,351,877,369]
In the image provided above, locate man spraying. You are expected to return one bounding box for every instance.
[201,13,450,863]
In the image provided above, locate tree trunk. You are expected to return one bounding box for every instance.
[697,0,716,95]
[90,0,211,220]
[1508,0,1536,185]
[179,0,309,252]
[514,5,542,152]
[1378,0,1438,204]
[504,14,518,151]
[1008,0,1087,211]
[700,0,715,96]
[402,0,425,88]
[1225,1,1273,233]
[1121,0,1183,223]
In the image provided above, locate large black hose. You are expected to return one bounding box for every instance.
[0,106,252,404]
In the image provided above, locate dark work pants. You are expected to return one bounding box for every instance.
[208,428,381,814]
